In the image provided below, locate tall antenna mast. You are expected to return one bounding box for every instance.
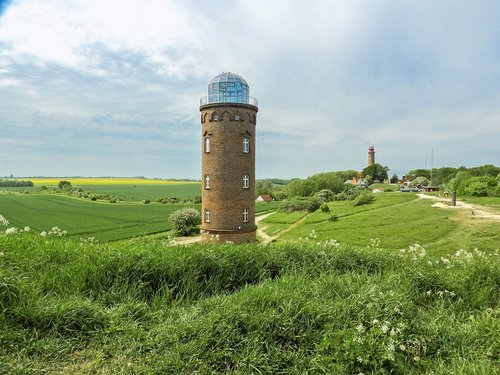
[430,148,433,184]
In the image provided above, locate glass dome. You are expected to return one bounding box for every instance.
[208,72,249,104]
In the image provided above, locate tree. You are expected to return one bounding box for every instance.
[362,164,389,182]
[58,180,72,190]
[409,176,429,188]
[256,180,273,197]
[390,173,399,183]
[169,208,201,236]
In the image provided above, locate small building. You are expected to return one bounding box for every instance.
[422,186,440,192]
[256,194,273,202]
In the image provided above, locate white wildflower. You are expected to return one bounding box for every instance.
[357,356,363,363]
[372,319,379,325]
[381,323,390,333]
[40,231,47,237]
[355,324,365,332]
[5,227,18,235]
[0,214,9,226]
[24,226,30,232]
[399,344,406,351]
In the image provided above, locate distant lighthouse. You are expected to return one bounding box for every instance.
[368,146,375,166]
[199,73,258,243]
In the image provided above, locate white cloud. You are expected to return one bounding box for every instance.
[0,0,499,178]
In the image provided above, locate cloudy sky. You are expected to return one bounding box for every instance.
[0,0,499,179]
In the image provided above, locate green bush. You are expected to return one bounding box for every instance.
[465,181,490,197]
[169,207,201,236]
[320,203,330,213]
[144,199,151,204]
[280,197,321,213]
[315,189,335,203]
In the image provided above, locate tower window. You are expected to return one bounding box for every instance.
[204,137,210,153]
[204,208,210,223]
[243,209,249,223]
[243,175,249,189]
[213,114,218,121]
[243,137,250,153]
[234,114,240,120]
[204,174,210,189]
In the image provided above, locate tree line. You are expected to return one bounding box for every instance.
[0,179,34,187]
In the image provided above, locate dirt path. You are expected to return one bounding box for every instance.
[417,193,500,221]
[257,211,312,245]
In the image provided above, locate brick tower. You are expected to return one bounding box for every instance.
[199,72,258,243]
[368,146,375,166]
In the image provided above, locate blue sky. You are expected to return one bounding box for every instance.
[0,0,499,179]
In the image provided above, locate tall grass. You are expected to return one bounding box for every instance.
[0,232,498,374]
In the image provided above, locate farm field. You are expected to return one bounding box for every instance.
[0,194,197,241]
[261,193,500,256]
[0,234,497,373]
[0,178,202,202]
[73,183,201,201]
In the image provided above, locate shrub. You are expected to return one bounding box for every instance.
[328,214,338,222]
[352,191,375,206]
[169,208,201,236]
[320,203,330,213]
[193,196,202,204]
[144,199,151,204]
[465,182,490,197]
[316,189,335,203]
[280,197,321,213]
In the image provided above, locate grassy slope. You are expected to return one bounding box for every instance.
[264,194,499,255]
[0,234,498,374]
[0,194,197,241]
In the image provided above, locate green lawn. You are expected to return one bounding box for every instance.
[265,194,499,256]
[0,194,197,241]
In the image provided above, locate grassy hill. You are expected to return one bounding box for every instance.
[0,233,498,374]
[261,193,500,256]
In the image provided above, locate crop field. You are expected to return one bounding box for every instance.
[261,193,500,256]
[73,183,201,201]
[28,177,199,186]
[0,233,498,373]
[1,178,202,202]
[0,194,197,241]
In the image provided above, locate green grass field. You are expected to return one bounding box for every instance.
[1,182,202,201]
[75,183,201,201]
[261,193,499,256]
[1,234,498,373]
[0,194,197,241]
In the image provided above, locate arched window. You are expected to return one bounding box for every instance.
[243,175,249,189]
[204,208,210,223]
[243,137,250,153]
[204,137,210,153]
[243,209,249,223]
[204,174,210,189]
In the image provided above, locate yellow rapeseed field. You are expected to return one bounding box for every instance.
[30,178,199,186]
